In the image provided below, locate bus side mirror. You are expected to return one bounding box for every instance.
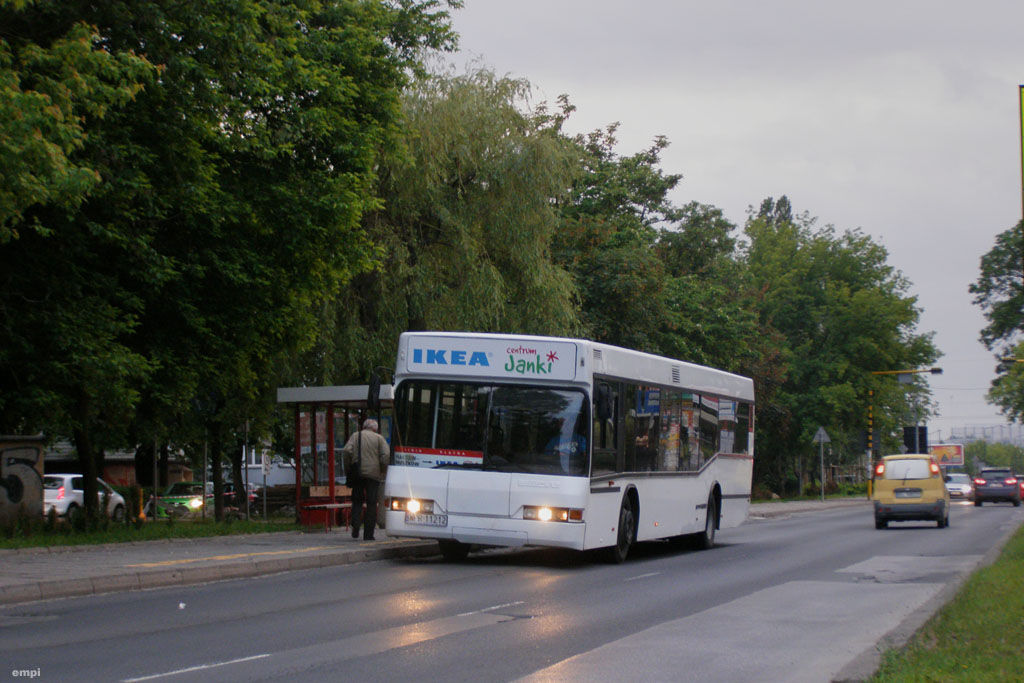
[367,371,382,412]
[595,384,612,421]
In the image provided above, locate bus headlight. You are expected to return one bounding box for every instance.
[523,506,583,522]
[390,497,434,514]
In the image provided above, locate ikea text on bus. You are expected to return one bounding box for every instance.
[383,332,755,562]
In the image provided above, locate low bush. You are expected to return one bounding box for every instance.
[751,483,776,501]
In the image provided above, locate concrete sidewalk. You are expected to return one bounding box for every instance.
[0,499,868,606]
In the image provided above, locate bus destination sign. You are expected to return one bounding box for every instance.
[405,336,579,381]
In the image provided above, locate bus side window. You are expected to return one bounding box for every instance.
[592,382,618,476]
[682,394,699,471]
[638,387,659,472]
[699,396,719,465]
[734,402,750,454]
[659,390,682,471]
[624,384,638,472]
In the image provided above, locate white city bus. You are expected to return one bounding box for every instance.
[383,332,754,562]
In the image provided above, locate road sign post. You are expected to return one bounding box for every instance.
[813,427,831,502]
[261,452,270,519]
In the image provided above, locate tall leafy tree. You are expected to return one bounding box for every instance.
[0,5,155,240]
[554,131,758,375]
[298,69,581,386]
[0,0,460,518]
[654,202,758,372]
[743,197,938,493]
[1,1,160,513]
[970,219,1024,351]
[553,125,678,351]
[970,219,1024,421]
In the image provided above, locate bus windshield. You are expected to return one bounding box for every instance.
[393,381,589,476]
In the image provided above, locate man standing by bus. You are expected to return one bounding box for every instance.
[343,419,390,540]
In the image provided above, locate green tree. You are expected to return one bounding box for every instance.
[297,69,581,386]
[970,219,1024,350]
[965,438,1024,473]
[553,125,679,351]
[743,197,938,493]
[0,1,160,515]
[553,126,760,378]
[0,8,155,240]
[0,0,460,518]
[970,219,1024,420]
[988,341,1024,423]
[654,202,758,372]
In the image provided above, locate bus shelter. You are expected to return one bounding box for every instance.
[276,384,393,529]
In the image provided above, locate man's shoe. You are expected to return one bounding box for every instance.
[364,535,375,541]
[351,530,359,539]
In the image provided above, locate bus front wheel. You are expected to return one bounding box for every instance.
[438,539,470,561]
[607,496,635,563]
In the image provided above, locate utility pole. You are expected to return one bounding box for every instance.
[243,419,250,521]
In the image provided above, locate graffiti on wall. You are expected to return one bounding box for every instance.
[0,436,45,526]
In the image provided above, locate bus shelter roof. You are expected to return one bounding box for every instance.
[276,384,394,407]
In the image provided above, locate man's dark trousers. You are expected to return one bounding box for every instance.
[351,477,379,540]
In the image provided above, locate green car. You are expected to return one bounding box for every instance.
[149,481,213,518]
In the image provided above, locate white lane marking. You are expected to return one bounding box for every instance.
[122,654,271,682]
[128,605,525,680]
[624,572,661,582]
[458,600,525,616]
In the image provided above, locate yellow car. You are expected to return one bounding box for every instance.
[872,454,950,529]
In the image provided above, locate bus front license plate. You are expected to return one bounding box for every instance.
[406,512,448,527]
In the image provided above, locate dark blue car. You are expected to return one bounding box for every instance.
[973,468,1021,506]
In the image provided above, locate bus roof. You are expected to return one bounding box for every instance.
[395,331,754,402]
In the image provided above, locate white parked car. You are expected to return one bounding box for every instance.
[43,474,126,522]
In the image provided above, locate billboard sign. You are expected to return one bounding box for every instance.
[929,443,964,467]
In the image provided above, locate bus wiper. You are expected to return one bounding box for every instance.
[486,462,518,472]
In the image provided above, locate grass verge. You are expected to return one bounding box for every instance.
[0,517,302,550]
[870,521,1024,681]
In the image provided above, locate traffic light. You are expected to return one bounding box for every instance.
[903,426,927,454]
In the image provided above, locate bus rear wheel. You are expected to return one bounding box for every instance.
[607,496,635,563]
[695,494,716,550]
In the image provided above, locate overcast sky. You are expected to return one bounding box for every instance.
[446,0,1024,445]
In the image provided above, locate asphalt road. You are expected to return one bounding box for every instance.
[1,499,1021,682]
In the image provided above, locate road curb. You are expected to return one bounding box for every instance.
[749,499,870,519]
[0,539,439,606]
